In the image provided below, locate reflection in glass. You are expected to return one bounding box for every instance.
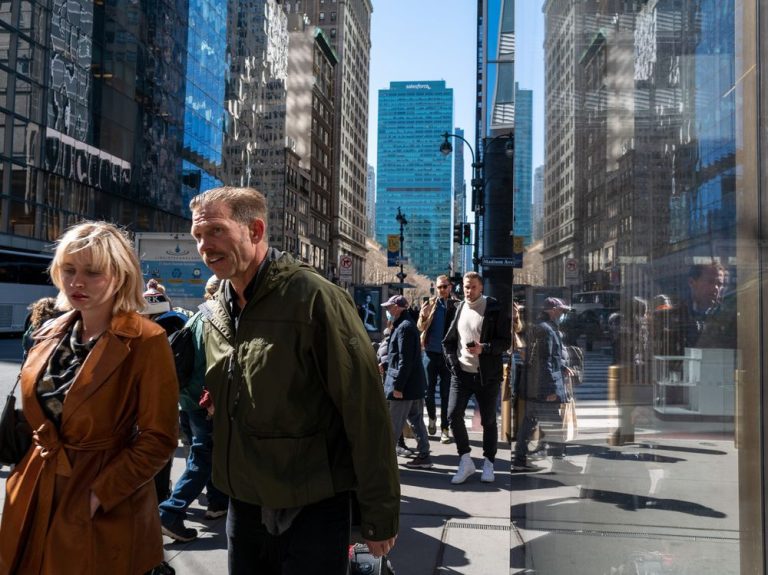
[511,1,757,573]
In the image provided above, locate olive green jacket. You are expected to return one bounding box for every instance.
[203,252,399,541]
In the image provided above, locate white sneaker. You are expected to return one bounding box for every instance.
[440,429,451,444]
[450,453,476,484]
[480,458,495,483]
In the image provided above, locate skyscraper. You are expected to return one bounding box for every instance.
[541,0,589,285]
[286,14,337,274]
[181,0,227,217]
[366,164,376,237]
[532,165,544,241]
[514,83,532,246]
[223,0,289,247]
[375,81,453,279]
[295,0,373,285]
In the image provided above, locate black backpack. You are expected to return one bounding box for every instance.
[168,322,196,390]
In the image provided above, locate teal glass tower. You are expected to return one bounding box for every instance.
[514,83,533,246]
[375,81,453,279]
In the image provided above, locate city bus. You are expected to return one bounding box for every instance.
[0,248,56,333]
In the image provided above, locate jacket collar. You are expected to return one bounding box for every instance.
[35,310,144,341]
[21,310,144,430]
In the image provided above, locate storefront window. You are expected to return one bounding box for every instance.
[510,1,763,573]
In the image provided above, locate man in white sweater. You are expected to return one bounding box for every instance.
[442,272,511,484]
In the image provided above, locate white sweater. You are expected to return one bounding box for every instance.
[457,296,487,373]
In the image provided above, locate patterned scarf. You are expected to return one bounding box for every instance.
[37,320,100,427]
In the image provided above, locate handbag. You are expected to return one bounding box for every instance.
[0,374,33,467]
[560,398,578,442]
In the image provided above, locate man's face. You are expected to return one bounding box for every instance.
[190,201,259,287]
[547,308,566,322]
[384,305,404,320]
[435,279,451,299]
[689,267,724,309]
[463,277,483,302]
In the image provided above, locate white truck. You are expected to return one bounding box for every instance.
[134,232,209,313]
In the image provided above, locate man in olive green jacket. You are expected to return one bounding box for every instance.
[190,187,399,575]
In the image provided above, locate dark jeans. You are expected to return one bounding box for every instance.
[227,492,351,575]
[159,408,227,522]
[514,400,565,464]
[447,368,500,462]
[424,351,451,430]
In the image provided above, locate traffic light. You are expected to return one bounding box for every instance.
[462,223,472,245]
[453,223,462,244]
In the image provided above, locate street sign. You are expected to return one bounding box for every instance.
[339,255,353,282]
[387,234,400,267]
[482,255,522,267]
[565,258,579,285]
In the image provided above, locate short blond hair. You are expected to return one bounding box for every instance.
[189,186,268,229]
[463,271,483,285]
[49,221,145,315]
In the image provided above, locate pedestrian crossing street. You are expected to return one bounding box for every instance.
[572,349,619,437]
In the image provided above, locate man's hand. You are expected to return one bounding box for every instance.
[392,390,403,399]
[378,363,385,375]
[365,536,397,558]
[467,343,483,356]
[545,393,558,402]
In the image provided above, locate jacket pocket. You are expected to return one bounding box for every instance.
[242,431,335,508]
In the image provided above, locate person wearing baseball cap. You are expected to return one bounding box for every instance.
[380,294,433,469]
[542,297,571,313]
[513,295,573,471]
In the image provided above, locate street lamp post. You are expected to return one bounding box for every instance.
[395,207,408,293]
[441,132,515,309]
[440,132,483,271]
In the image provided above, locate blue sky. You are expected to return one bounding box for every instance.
[368,1,545,180]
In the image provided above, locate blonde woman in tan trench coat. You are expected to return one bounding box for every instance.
[0,222,179,575]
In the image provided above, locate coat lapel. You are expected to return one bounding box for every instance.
[61,312,142,427]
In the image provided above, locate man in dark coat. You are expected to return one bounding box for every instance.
[442,272,511,484]
[382,294,433,469]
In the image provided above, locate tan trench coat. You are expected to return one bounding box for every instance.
[0,311,179,575]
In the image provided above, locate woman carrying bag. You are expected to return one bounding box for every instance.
[0,221,179,575]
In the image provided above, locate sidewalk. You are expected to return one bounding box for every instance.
[161,420,511,574]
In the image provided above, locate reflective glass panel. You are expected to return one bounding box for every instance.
[510,1,762,573]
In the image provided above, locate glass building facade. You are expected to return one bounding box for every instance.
[375,80,453,279]
[507,0,767,572]
[180,0,227,218]
[0,0,191,255]
[513,83,532,246]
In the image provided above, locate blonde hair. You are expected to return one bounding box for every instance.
[189,186,268,229]
[463,271,483,285]
[49,221,145,315]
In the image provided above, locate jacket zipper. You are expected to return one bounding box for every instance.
[225,348,238,498]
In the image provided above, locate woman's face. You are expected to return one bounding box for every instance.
[60,249,118,317]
